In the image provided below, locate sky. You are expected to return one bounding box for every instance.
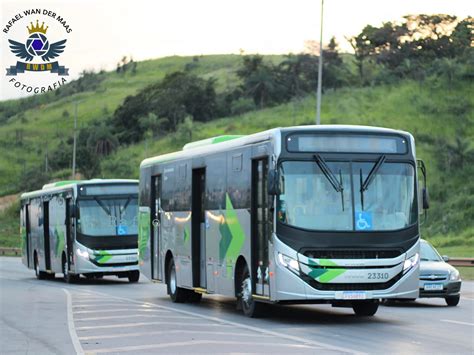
[1,0,471,100]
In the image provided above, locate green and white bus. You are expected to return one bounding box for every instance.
[21,179,140,283]
[138,125,429,316]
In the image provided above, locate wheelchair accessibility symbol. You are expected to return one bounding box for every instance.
[355,211,372,231]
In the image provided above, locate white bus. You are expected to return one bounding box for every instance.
[21,179,140,283]
[138,125,429,316]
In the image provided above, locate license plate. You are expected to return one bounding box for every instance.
[341,291,367,300]
[424,283,443,291]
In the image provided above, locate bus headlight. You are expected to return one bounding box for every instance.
[449,269,460,281]
[76,248,89,259]
[278,253,299,274]
[403,253,419,273]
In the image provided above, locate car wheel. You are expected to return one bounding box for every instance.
[445,295,460,307]
[352,300,379,316]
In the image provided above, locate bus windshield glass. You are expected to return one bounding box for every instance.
[77,197,138,236]
[277,161,417,231]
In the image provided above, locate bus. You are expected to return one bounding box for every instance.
[138,125,429,316]
[20,179,140,283]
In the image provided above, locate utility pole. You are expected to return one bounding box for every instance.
[72,101,79,179]
[316,0,324,125]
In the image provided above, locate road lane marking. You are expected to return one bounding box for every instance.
[76,314,194,321]
[76,320,219,331]
[78,329,263,341]
[85,340,314,353]
[441,319,474,326]
[66,288,364,355]
[73,303,134,308]
[73,308,170,314]
[62,289,84,355]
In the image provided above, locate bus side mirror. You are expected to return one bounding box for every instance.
[422,187,430,210]
[268,169,280,195]
[417,159,429,210]
[70,205,78,218]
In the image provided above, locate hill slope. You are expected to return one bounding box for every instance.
[0,55,473,256]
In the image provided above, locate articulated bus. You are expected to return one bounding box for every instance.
[21,179,140,283]
[138,125,429,316]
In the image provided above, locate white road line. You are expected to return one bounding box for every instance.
[78,329,260,341]
[72,303,134,308]
[67,288,364,355]
[85,340,314,354]
[461,297,474,301]
[441,319,474,326]
[76,314,194,321]
[76,320,220,331]
[62,289,84,355]
[73,308,170,314]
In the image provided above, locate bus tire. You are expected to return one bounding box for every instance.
[62,255,79,284]
[352,300,379,316]
[187,291,202,303]
[34,252,47,280]
[128,270,140,283]
[239,265,266,318]
[167,258,187,303]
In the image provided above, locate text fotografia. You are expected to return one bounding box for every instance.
[3,8,71,95]
[9,77,67,94]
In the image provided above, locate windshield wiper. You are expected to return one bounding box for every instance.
[359,155,386,210]
[313,154,345,210]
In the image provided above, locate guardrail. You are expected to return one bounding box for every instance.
[448,258,474,267]
[0,247,21,256]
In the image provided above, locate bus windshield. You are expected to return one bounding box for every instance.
[77,197,138,236]
[277,161,417,231]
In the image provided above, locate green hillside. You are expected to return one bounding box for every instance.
[0,54,473,258]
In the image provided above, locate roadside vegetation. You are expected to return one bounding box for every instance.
[0,15,472,268]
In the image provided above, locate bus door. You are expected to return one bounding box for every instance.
[65,198,74,267]
[192,168,206,288]
[151,175,162,280]
[251,157,271,298]
[42,200,51,271]
[24,204,31,267]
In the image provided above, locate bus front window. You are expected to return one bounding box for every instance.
[277,161,417,232]
[77,197,138,236]
[278,161,353,231]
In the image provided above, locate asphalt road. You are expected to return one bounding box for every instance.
[1,257,473,355]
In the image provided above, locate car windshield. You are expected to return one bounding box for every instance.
[420,241,442,261]
[77,197,138,236]
[277,160,417,231]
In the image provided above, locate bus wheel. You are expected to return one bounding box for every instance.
[239,265,265,318]
[187,291,202,303]
[62,256,78,284]
[352,300,379,316]
[128,270,140,283]
[34,253,46,280]
[167,259,187,303]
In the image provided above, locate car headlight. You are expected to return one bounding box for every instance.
[449,269,460,281]
[403,253,419,273]
[278,253,299,274]
[76,248,89,259]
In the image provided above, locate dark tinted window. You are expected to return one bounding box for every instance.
[227,150,251,209]
[206,153,227,210]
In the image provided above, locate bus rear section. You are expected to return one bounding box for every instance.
[20,179,140,283]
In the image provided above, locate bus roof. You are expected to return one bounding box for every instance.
[140,125,412,168]
[20,179,138,200]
